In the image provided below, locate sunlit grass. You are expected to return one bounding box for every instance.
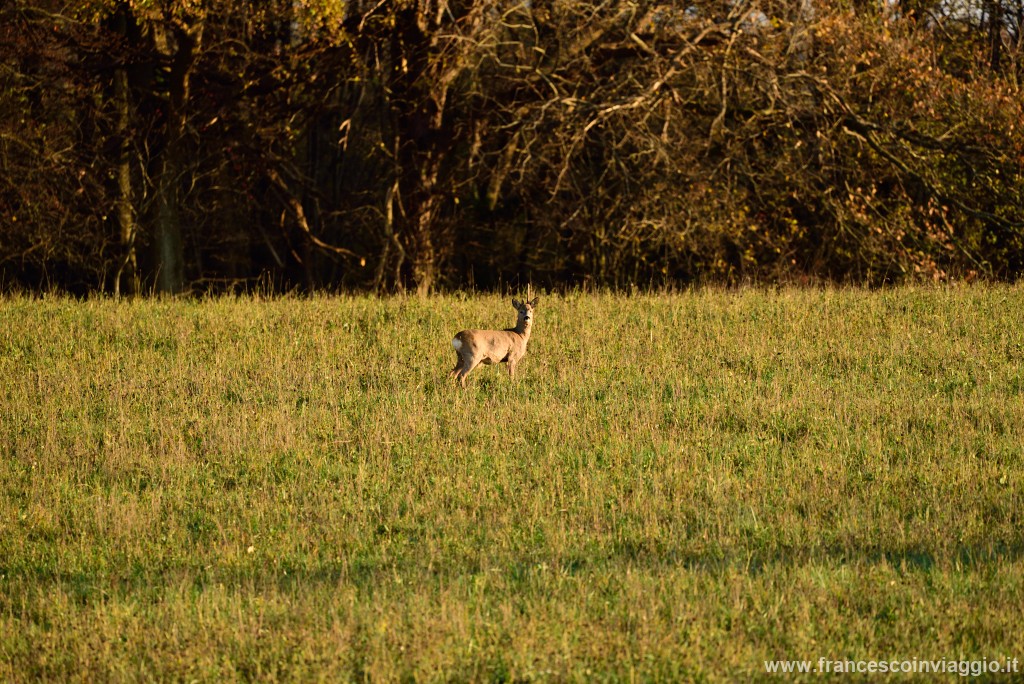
[1,287,1022,681]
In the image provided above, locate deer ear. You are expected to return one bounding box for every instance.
[529,297,539,307]
[512,298,522,309]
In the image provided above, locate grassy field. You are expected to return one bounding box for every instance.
[1,287,1022,681]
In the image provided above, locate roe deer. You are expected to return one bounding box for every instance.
[449,297,539,387]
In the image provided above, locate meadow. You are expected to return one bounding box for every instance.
[0,287,1022,682]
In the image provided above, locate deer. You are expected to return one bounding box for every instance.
[449,297,539,387]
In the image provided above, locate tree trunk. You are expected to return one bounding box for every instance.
[111,5,138,296]
[113,61,137,295]
[987,1,1004,71]
[153,154,185,293]
[410,208,437,296]
[388,6,453,295]
[150,20,201,294]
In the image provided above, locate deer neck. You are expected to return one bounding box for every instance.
[514,320,532,340]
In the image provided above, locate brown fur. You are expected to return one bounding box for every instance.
[449,297,538,387]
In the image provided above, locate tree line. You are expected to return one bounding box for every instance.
[2,0,1022,294]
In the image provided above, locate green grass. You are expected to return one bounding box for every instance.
[1,287,1022,681]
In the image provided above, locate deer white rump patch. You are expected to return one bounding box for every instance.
[452,337,463,351]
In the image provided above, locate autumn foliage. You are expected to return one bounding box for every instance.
[1,1,1022,293]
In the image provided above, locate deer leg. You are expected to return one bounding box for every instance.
[449,353,464,381]
[457,357,482,387]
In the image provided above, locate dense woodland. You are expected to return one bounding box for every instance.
[1,1,1023,294]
